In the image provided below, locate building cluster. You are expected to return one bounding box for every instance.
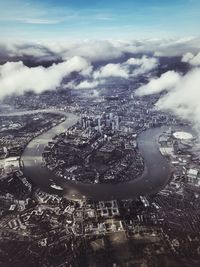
[1,184,200,266]
[0,112,65,216]
[0,113,65,160]
[43,113,144,184]
[159,128,200,188]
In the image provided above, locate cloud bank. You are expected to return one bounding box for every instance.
[0,37,200,103]
[135,71,181,96]
[93,63,129,79]
[1,37,200,63]
[0,52,159,95]
[127,55,158,76]
[182,52,200,66]
[155,69,200,125]
[0,56,92,98]
[92,56,158,80]
[135,68,200,130]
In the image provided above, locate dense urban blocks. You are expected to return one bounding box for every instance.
[43,115,144,184]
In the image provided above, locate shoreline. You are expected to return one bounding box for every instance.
[20,110,172,200]
[3,109,193,201]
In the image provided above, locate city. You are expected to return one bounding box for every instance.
[1,0,200,266]
[0,69,200,266]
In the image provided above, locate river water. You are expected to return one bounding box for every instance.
[0,109,193,200]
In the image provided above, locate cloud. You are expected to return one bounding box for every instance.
[181,52,194,63]
[135,71,181,96]
[76,80,99,89]
[68,56,158,88]
[92,55,158,80]
[68,80,100,89]
[66,56,158,89]
[1,37,200,118]
[135,68,200,131]
[93,63,129,79]
[0,56,92,98]
[114,37,200,57]
[0,42,58,62]
[1,37,200,64]
[182,52,200,66]
[127,55,158,76]
[152,37,200,57]
[0,40,125,63]
[156,69,200,128]
[23,19,61,25]
[80,65,93,76]
[59,40,124,62]
[0,46,159,98]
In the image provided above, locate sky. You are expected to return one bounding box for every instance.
[0,0,200,40]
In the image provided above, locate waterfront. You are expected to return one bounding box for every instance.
[1,109,192,200]
[21,110,171,200]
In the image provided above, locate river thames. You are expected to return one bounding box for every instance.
[1,109,193,200]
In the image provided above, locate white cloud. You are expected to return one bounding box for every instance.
[151,37,200,57]
[2,37,200,63]
[181,52,194,63]
[68,56,158,87]
[0,56,92,98]
[68,80,99,89]
[51,40,124,62]
[127,55,158,76]
[135,67,200,131]
[156,68,200,128]
[93,63,129,79]
[182,52,200,66]
[135,71,181,96]
[92,56,158,80]
[80,65,93,77]
[23,19,61,25]
[75,80,99,89]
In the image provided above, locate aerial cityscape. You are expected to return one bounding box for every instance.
[1,0,200,266]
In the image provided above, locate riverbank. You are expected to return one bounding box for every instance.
[3,108,193,201]
[21,111,173,201]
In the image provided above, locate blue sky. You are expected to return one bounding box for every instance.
[0,0,200,40]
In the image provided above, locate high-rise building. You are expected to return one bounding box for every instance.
[97,117,102,133]
[115,116,119,130]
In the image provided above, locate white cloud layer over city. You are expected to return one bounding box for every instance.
[0,57,91,98]
[1,37,200,130]
[135,68,200,131]
[1,37,200,61]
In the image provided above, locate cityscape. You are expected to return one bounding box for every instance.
[1,0,200,266]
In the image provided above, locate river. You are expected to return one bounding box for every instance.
[0,109,193,201]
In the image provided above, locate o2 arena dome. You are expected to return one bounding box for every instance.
[173,131,193,140]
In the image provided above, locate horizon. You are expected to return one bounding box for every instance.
[1,0,200,40]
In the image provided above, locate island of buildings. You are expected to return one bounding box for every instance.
[43,114,144,184]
